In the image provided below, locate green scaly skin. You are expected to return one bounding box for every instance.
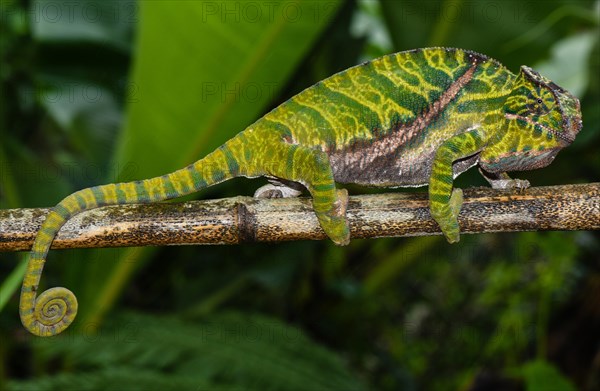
[19,47,582,336]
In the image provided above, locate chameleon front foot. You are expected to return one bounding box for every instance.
[480,170,531,193]
[488,178,531,193]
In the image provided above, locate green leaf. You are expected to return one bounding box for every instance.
[114,0,343,178]
[378,0,596,71]
[521,360,577,391]
[533,31,599,97]
[78,0,343,332]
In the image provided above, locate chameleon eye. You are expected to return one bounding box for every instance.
[537,99,543,105]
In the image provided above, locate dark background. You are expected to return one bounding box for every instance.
[1,1,599,390]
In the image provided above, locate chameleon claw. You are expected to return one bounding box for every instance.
[445,189,463,243]
[438,220,460,243]
[445,230,460,243]
[330,223,350,246]
[448,188,464,220]
[430,188,462,244]
[317,189,350,246]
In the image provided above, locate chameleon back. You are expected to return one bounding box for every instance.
[257,47,516,187]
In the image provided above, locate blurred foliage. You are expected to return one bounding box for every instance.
[1,0,599,390]
[8,311,366,390]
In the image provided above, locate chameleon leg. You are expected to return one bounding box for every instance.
[264,143,350,246]
[479,169,530,193]
[254,179,304,199]
[429,128,487,243]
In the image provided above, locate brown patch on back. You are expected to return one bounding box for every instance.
[329,61,479,185]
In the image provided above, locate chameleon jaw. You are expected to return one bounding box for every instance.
[504,113,575,145]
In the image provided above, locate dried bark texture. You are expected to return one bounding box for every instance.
[1,183,598,252]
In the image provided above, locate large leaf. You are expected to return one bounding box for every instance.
[115,0,344,177]
[76,0,343,329]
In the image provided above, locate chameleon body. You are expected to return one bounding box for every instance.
[20,48,582,336]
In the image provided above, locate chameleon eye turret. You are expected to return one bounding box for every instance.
[19,48,582,336]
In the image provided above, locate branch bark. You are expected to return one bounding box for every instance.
[1,183,598,252]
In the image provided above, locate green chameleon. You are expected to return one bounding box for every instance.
[20,47,582,336]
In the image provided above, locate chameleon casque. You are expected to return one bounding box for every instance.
[20,47,582,336]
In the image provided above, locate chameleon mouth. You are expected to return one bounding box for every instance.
[504,113,576,144]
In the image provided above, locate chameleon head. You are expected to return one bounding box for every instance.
[482,66,582,173]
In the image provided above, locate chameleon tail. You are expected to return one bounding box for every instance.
[20,137,246,336]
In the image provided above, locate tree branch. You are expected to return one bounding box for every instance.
[1,183,598,252]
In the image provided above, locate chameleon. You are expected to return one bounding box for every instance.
[19,47,582,337]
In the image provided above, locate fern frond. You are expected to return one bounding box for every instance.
[11,311,365,391]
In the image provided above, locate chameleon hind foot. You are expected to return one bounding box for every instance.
[315,188,350,246]
[431,188,463,244]
[255,180,349,245]
[254,180,303,199]
[446,188,463,243]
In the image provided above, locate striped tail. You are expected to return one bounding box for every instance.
[20,137,247,336]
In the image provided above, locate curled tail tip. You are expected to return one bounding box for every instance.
[21,287,78,337]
